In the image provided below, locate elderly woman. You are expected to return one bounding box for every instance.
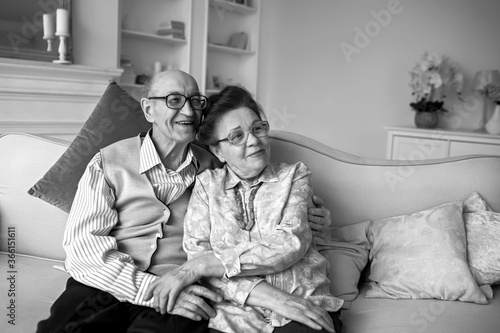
[183,86,343,333]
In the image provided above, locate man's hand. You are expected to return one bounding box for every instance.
[165,284,221,321]
[308,195,332,235]
[143,253,225,314]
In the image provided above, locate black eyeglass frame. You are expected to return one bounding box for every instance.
[147,93,208,111]
[214,120,270,146]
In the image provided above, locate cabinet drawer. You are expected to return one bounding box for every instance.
[450,141,500,156]
[392,137,448,160]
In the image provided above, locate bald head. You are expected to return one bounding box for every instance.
[144,70,199,98]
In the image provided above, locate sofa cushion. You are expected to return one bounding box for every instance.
[28,81,150,213]
[341,283,500,333]
[316,221,370,309]
[366,201,487,304]
[0,253,68,331]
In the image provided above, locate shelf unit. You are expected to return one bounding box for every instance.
[121,29,187,45]
[117,0,261,100]
[117,0,192,99]
[192,0,261,96]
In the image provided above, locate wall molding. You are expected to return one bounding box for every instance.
[0,58,123,101]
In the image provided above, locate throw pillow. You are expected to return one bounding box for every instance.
[463,191,492,213]
[366,201,487,304]
[28,81,151,212]
[464,210,500,286]
[315,221,370,309]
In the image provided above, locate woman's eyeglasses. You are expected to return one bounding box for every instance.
[215,121,270,146]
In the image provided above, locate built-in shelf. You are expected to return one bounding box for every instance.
[121,29,187,44]
[208,43,254,55]
[209,0,257,15]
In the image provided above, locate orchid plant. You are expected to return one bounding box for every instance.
[409,52,464,112]
[483,83,500,105]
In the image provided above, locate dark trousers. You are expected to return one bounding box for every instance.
[36,278,209,333]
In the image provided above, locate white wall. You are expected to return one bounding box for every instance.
[258,0,500,158]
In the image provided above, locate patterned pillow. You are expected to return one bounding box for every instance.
[463,191,492,213]
[366,201,487,304]
[462,192,500,287]
[465,211,500,286]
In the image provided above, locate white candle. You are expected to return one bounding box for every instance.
[43,13,55,38]
[55,8,70,35]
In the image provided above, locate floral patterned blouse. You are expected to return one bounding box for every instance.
[184,161,343,333]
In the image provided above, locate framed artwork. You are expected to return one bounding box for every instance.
[0,0,71,62]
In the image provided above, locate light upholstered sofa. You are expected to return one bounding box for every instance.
[1,131,499,333]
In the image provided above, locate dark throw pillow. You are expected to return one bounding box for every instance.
[28,81,151,213]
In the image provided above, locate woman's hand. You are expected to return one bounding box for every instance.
[308,195,332,235]
[246,282,335,332]
[274,294,335,332]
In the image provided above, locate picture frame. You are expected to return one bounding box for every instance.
[0,0,71,62]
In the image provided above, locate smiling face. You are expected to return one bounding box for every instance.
[210,107,271,181]
[141,70,202,148]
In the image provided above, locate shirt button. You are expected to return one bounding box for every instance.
[151,244,156,249]
[156,233,161,238]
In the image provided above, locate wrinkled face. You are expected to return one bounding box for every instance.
[211,107,271,181]
[141,71,202,146]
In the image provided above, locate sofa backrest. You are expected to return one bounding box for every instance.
[0,133,69,261]
[1,131,499,261]
[270,130,500,226]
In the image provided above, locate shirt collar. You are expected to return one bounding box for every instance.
[139,129,198,174]
[224,163,279,190]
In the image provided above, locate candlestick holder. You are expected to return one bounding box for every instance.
[53,33,72,64]
[43,36,55,52]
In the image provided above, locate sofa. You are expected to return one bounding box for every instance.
[1,130,499,333]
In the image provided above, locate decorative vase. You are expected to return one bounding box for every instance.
[485,104,500,135]
[414,111,438,129]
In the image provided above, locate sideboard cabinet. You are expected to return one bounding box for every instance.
[386,126,500,160]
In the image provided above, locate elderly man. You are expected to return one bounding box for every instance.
[37,70,333,333]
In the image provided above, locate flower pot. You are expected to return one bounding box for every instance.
[485,104,500,135]
[414,111,438,129]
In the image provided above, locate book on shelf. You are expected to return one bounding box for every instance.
[157,20,185,39]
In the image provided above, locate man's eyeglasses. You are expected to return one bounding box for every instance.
[147,93,208,111]
[215,121,270,146]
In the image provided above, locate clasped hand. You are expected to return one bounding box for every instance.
[143,258,222,321]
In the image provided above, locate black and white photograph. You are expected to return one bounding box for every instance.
[1,1,500,333]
